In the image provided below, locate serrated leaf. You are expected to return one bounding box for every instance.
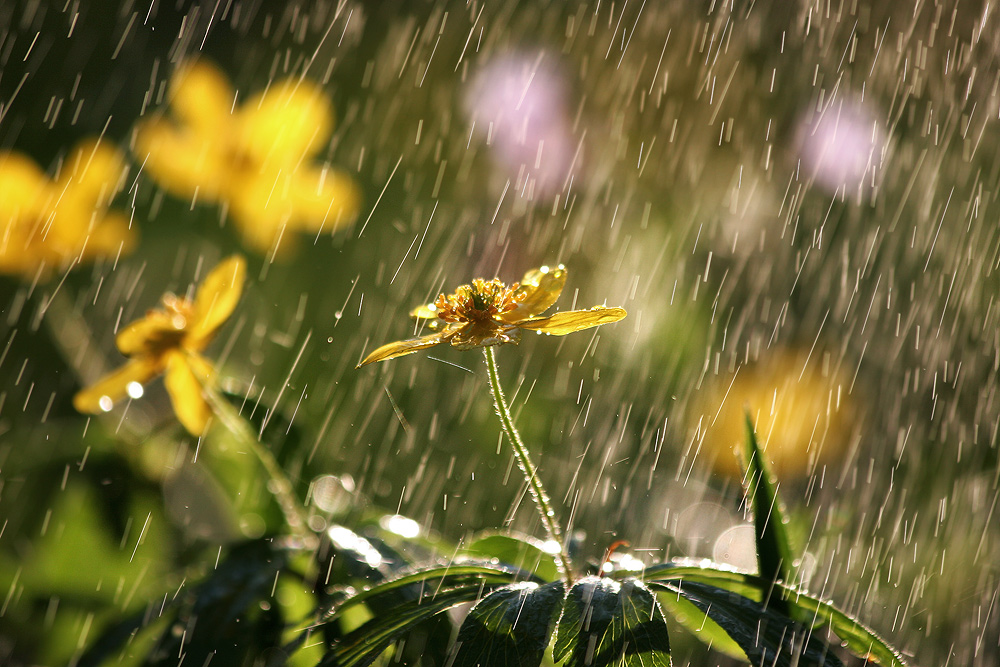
[319,584,484,667]
[317,564,524,666]
[656,579,842,667]
[643,563,908,667]
[462,533,560,583]
[553,576,671,667]
[742,414,795,615]
[449,581,565,667]
[655,589,746,661]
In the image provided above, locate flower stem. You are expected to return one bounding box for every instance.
[204,387,314,547]
[483,345,572,585]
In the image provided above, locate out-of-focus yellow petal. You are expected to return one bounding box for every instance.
[164,352,214,435]
[238,79,333,165]
[79,211,137,259]
[73,357,161,414]
[0,151,50,211]
[357,333,445,367]
[116,310,185,356]
[169,61,234,136]
[284,165,360,232]
[58,140,126,207]
[501,265,567,322]
[516,306,627,335]
[134,119,228,200]
[189,255,246,346]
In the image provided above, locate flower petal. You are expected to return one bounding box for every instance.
[238,79,333,165]
[57,140,126,207]
[164,352,214,436]
[169,61,234,136]
[133,118,229,201]
[189,255,246,346]
[283,165,360,232]
[0,151,50,210]
[116,310,184,356]
[73,357,162,414]
[357,333,445,367]
[515,306,627,335]
[501,264,567,322]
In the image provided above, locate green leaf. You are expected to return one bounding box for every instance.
[553,576,671,667]
[317,564,524,666]
[642,563,908,667]
[462,533,560,583]
[655,580,842,667]
[319,584,484,667]
[742,414,795,614]
[655,589,746,661]
[146,538,293,666]
[449,581,565,667]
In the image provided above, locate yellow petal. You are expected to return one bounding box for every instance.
[284,165,360,232]
[515,306,627,335]
[169,61,234,136]
[0,151,50,210]
[134,118,228,201]
[78,211,137,259]
[189,255,246,345]
[237,79,333,165]
[501,264,567,322]
[73,357,162,414]
[116,310,184,356]
[357,333,445,367]
[164,352,214,436]
[58,140,126,207]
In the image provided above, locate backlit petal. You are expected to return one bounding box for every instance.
[164,352,214,436]
[238,79,333,165]
[189,255,246,346]
[501,264,567,321]
[284,165,360,232]
[116,310,184,356]
[357,333,445,367]
[169,61,234,136]
[0,151,50,212]
[73,357,162,414]
[134,119,229,200]
[58,140,126,207]
[515,306,627,335]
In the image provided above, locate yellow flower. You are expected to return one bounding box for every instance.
[358,265,627,366]
[694,351,854,478]
[134,61,360,254]
[0,140,135,277]
[74,256,246,436]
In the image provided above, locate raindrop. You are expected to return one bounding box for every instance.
[126,382,144,399]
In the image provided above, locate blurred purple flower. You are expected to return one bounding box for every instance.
[465,53,576,198]
[798,101,885,194]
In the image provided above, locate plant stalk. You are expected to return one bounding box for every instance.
[483,345,572,585]
[204,387,314,546]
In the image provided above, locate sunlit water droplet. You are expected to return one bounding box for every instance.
[126,381,144,399]
[98,395,114,412]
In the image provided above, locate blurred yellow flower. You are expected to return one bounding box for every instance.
[134,61,360,254]
[0,140,135,277]
[74,255,246,436]
[695,352,854,478]
[358,264,627,366]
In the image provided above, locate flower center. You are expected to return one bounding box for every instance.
[434,278,520,323]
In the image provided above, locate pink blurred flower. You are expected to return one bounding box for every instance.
[798,101,885,194]
[465,53,576,198]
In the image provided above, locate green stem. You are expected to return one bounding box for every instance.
[204,388,314,547]
[483,345,572,585]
